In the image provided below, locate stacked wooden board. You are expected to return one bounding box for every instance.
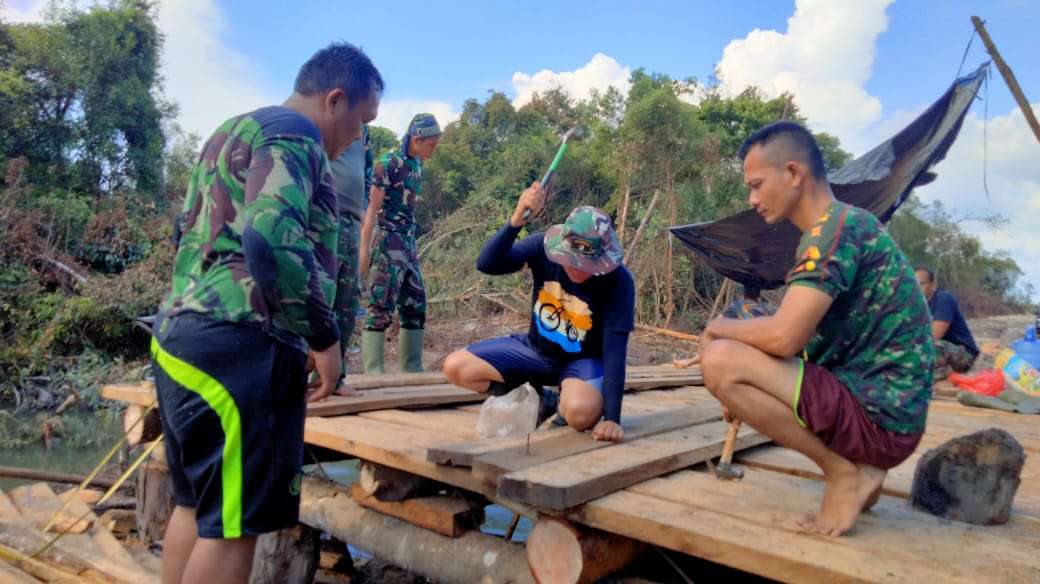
[0,483,159,583]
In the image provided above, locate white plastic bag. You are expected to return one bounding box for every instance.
[475,383,540,438]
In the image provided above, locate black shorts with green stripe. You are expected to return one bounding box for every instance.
[151,313,307,538]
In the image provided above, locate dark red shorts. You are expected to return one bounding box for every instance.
[795,361,921,470]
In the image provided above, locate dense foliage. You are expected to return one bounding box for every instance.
[0,3,1033,445]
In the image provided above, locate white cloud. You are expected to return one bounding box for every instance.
[715,0,893,153]
[371,99,458,138]
[912,104,1040,295]
[155,0,275,141]
[511,53,632,108]
[0,0,47,22]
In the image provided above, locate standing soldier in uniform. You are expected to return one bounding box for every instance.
[328,125,373,394]
[359,113,441,374]
[150,43,382,582]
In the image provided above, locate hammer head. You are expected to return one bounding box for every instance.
[559,125,583,145]
[714,462,744,481]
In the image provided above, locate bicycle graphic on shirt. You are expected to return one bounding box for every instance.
[538,303,582,343]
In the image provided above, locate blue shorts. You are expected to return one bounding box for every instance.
[466,333,603,392]
[151,313,307,538]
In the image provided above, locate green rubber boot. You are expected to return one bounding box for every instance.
[361,329,385,375]
[399,327,425,373]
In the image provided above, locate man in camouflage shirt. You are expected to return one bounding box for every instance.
[359,113,441,374]
[699,121,934,537]
[150,43,382,582]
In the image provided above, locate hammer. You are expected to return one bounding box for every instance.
[714,418,744,480]
[522,125,583,219]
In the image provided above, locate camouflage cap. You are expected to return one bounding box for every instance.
[544,206,624,276]
[401,113,442,153]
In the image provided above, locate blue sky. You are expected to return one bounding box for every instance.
[4,0,1039,298]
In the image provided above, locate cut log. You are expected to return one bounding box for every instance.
[136,454,175,545]
[250,524,320,584]
[123,405,162,447]
[527,517,644,584]
[358,460,438,502]
[300,475,534,584]
[0,465,117,490]
[350,483,484,537]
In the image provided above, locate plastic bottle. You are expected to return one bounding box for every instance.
[994,344,1040,394]
[1011,327,1040,369]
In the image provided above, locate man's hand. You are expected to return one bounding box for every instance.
[721,403,733,423]
[510,182,546,227]
[306,342,342,403]
[592,420,624,442]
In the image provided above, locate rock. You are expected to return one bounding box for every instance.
[909,428,1025,525]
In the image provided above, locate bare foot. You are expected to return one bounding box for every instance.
[797,462,886,536]
[333,386,361,397]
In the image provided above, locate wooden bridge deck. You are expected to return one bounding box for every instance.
[100,365,1040,582]
[301,368,1040,584]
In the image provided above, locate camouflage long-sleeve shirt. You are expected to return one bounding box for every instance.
[163,106,340,354]
[372,149,422,233]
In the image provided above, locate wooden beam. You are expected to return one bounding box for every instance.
[300,476,534,584]
[972,16,1040,145]
[0,466,117,490]
[498,420,770,509]
[350,483,484,537]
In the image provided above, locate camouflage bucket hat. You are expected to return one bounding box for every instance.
[544,206,624,276]
[401,113,442,153]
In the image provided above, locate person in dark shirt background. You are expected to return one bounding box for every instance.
[915,266,979,379]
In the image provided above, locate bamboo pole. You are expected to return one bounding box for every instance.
[971,16,1040,145]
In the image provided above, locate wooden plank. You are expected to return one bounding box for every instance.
[349,483,483,537]
[574,468,1040,583]
[100,383,156,407]
[304,415,491,495]
[736,444,1040,522]
[340,366,703,390]
[359,408,481,440]
[498,420,771,509]
[472,405,723,485]
[306,384,487,417]
[8,483,92,534]
[428,402,724,469]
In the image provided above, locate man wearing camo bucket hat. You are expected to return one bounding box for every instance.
[443,182,635,442]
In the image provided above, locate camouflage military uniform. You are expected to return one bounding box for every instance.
[788,202,935,434]
[330,126,373,362]
[162,106,339,352]
[364,149,425,331]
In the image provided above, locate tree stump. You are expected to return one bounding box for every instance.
[136,444,175,545]
[909,428,1025,525]
[250,524,320,584]
[526,516,645,584]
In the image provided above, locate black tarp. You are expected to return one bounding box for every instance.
[669,62,989,290]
